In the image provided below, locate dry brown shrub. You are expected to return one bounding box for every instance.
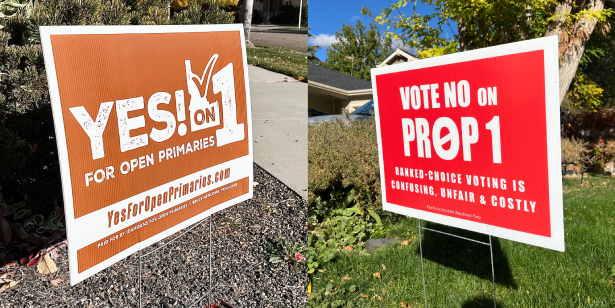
[603,140,615,158]
[561,137,593,173]
[308,118,381,209]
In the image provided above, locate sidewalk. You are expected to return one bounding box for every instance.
[248,65,307,199]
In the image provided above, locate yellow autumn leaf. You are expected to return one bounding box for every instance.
[308,281,311,293]
[37,254,57,275]
[400,240,409,246]
[0,280,18,293]
[342,276,352,281]
[170,0,188,10]
[373,272,381,279]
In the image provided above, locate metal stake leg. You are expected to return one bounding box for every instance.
[139,248,142,308]
[209,216,212,307]
[489,235,496,308]
[418,219,427,308]
[417,221,497,308]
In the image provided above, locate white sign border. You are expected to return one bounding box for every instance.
[370,36,564,252]
[40,24,255,285]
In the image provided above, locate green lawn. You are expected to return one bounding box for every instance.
[246,45,307,81]
[309,175,615,307]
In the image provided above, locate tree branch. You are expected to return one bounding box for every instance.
[546,0,605,104]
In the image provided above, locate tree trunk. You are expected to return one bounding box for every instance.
[458,18,471,52]
[545,0,605,104]
[243,0,255,48]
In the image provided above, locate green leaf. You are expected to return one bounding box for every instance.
[47,210,57,221]
[23,220,35,231]
[42,221,58,230]
[1,217,11,245]
[342,207,361,216]
[33,214,44,226]
[17,225,29,239]
[366,208,382,225]
[11,201,26,210]
[13,209,27,219]
[342,188,357,207]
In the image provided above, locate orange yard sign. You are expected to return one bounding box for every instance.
[40,25,253,285]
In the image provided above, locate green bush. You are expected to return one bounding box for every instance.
[308,203,384,274]
[0,0,232,248]
[588,139,615,173]
[308,118,385,274]
[308,118,381,210]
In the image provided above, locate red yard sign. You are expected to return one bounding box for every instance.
[371,36,564,251]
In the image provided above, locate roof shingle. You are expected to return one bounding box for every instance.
[308,63,372,91]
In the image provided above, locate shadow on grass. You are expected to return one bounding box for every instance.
[417,222,518,289]
[461,296,505,308]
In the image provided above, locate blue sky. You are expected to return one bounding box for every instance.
[308,0,457,62]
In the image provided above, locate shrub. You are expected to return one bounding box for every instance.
[562,109,615,143]
[561,137,592,173]
[0,0,232,249]
[307,206,384,274]
[588,139,615,172]
[560,137,615,174]
[308,118,385,274]
[308,118,381,210]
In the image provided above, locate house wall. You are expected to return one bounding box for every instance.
[345,99,371,112]
[391,58,407,65]
[308,92,372,115]
[308,92,346,115]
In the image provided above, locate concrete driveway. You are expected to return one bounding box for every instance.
[248,65,307,199]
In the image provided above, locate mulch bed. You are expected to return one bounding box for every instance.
[0,164,307,308]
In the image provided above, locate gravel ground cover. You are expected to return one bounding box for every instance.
[0,164,307,308]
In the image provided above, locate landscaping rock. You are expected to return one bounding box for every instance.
[604,161,615,177]
[0,164,307,308]
[366,238,396,252]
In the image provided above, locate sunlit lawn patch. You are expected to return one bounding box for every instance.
[246,45,307,80]
[309,175,615,307]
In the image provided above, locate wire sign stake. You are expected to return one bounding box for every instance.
[418,219,497,308]
[138,217,213,308]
